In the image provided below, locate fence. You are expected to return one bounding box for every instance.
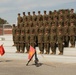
[0,24,12,35]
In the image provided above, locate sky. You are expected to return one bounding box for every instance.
[0,0,76,25]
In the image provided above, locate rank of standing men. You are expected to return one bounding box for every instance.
[12,9,76,55]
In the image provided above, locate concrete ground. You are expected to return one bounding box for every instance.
[0,58,76,75]
[0,34,76,75]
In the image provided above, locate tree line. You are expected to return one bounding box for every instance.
[0,17,8,25]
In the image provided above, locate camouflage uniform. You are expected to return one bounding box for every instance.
[25,29,30,53]
[30,30,36,48]
[58,16,64,26]
[38,30,44,54]
[64,19,70,26]
[48,10,53,27]
[21,25,25,33]
[25,23,29,33]
[70,9,75,20]
[48,17,53,27]
[50,23,57,34]
[35,21,39,46]
[43,11,48,21]
[38,22,44,53]
[57,23,63,35]
[63,22,69,47]
[52,10,58,20]
[20,31,25,53]
[12,24,16,46]
[37,11,43,28]
[22,12,27,24]
[29,19,33,27]
[20,25,25,52]
[39,22,44,34]
[27,12,32,21]
[43,19,48,27]
[50,23,57,54]
[15,30,20,53]
[58,10,64,20]
[57,32,64,55]
[29,20,34,35]
[32,11,37,22]
[44,30,50,54]
[50,32,57,54]
[44,22,50,33]
[64,9,70,21]
[37,11,43,22]
[17,13,23,27]
[24,23,30,53]
[69,9,76,25]
[69,22,76,47]
[48,11,53,20]
[24,19,29,28]
[15,26,21,35]
[53,17,58,27]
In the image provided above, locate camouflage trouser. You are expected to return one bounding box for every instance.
[50,42,56,53]
[15,42,20,51]
[58,43,64,53]
[35,36,38,47]
[20,43,25,52]
[13,35,15,44]
[25,43,30,52]
[38,43,44,53]
[70,36,75,46]
[64,36,69,47]
[44,43,50,53]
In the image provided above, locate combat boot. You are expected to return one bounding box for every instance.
[70,45,73,47]
[58,52,63,55]
[16,50,20,53]
[25,51,29,53]
[34,58,39,67]
[44,52,47,54]
[51,52,56,55]
[20,50,24,53]
[12,44,16,46]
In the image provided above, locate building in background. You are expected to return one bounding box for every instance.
[0,24,12,35]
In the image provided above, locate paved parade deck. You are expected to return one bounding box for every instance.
[0,35,76,75]
[0,34,76,64]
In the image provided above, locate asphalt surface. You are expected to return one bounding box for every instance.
[0,35,76,75]
[0,58,76,75]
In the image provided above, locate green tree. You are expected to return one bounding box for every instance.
[0,18,8,24]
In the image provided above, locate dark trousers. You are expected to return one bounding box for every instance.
[44,43,50,53]
[15,43,20,51]
[35,36,38,47]
[13,36,15,45]
[70,36,75,46]
[64,36,69,47]
[58,43,64,53]
[25,43,30,52]
[38,43,44,53]
[26,44,38,65]
[20,43,25,52]
[50,42,56,53]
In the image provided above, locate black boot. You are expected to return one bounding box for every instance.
[34,58,39,67]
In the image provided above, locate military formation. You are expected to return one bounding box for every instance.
[12,9,76,55]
